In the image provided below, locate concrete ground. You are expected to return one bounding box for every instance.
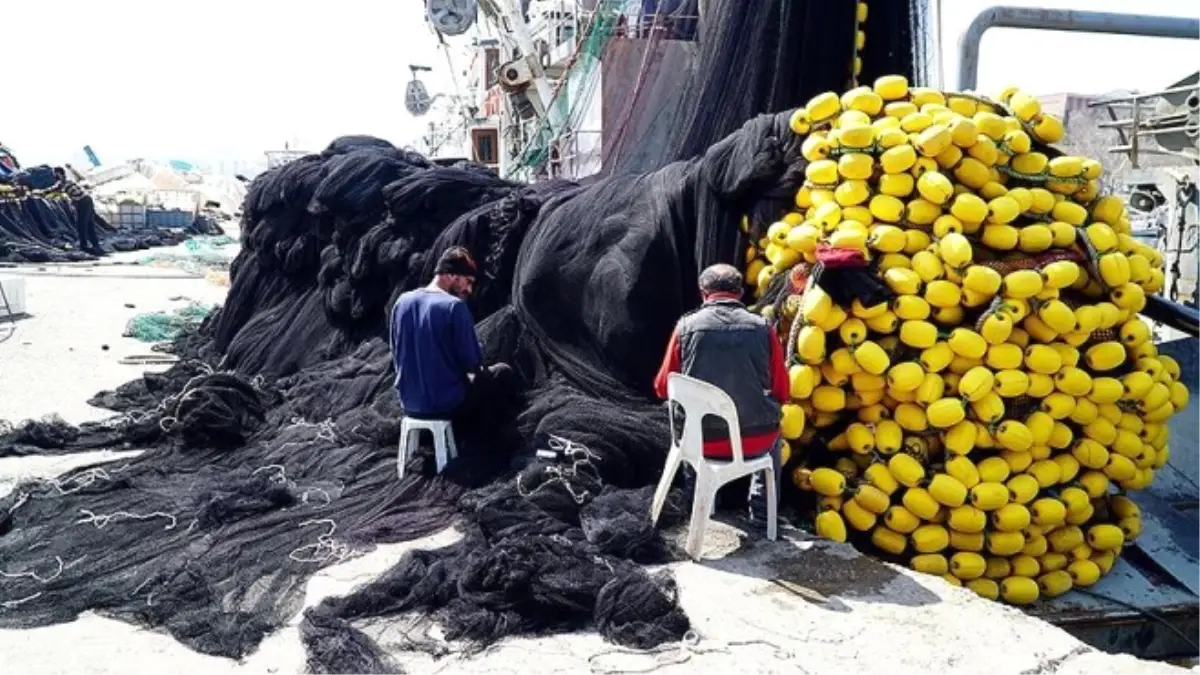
[0,239,1191,675]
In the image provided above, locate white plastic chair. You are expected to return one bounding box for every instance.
[649,373,778,559]
[397,417,458,479]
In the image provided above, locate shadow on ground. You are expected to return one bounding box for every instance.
[697,520,942,613]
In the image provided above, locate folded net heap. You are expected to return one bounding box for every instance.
[0,1,938,672]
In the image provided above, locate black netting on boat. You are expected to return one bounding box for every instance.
[612,0,857,175]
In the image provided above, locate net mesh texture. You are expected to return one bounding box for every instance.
[0,1,923,672]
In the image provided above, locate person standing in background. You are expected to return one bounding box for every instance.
[53,166,102,255]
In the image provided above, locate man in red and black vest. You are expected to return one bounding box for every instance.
[654,263,788,523]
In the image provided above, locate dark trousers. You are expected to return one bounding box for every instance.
[452,363,517,441]
[408,363,518,448]
[747,437,783,520]
[74,196,100,250]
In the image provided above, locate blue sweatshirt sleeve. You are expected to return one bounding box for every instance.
[453,302,483,374]
[388,300,401,366]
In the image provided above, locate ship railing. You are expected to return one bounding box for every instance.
[530,1,700,50]
[546,128,603,179]
[579,1,700,42]
[264,150,311,170]
[529,0,579,50]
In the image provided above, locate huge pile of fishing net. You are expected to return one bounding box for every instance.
[0,182,202,263]
[0,107,803,669]
[0,188,101,262]
[0,0,930,671]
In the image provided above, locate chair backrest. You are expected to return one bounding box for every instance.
[666,372,746,464]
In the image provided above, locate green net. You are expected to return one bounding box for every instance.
[184,235,236,251]
[140,235,237,275]
[124,303,215,342]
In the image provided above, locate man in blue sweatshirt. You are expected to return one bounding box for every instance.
[390,247,512,442]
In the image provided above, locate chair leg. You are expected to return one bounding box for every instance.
[649,446,683,527]
[397,430,411,480]
[765,465,778,542]
[685,469,713,561]
[444,425,458,461]
[434,430,448,474]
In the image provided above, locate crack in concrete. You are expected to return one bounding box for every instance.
[1019,645,1092,675]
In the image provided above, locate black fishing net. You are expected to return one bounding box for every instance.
[0,1,918,670]
[610,0,925,176]
[0,196,94,262]
[0,189,204,263]
[613,0,856,174]
[0,113,804,670]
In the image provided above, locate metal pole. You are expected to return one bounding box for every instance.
[957,7,1199,91]
[928,0,945,88]
[496,0,560,123]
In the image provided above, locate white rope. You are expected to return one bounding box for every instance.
[0,556,64,583]
[48,467,112,495]
[301,488,333,508]
[156,360,236,433]
[588,632,795,674]
[517,435,601,505]
[7,492,28,515]
[275,418,340,452]
[250,464,333,507]
[252,464,288,484]
[0,592,42,610]
[76,508,178,531]
[289,519,354,564]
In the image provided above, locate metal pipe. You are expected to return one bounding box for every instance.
[1089,85,1200,107]
[957,7,1199,91]
[1099,114,1195,128]
[1144,295,1200,337]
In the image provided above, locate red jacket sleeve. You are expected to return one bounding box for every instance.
[767,326,790,403]
[653,327,682,399]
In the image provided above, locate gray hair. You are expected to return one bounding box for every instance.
[698,264,744,295]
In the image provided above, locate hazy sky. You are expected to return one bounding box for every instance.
[3,0,1197,173]
[4,0,460,171]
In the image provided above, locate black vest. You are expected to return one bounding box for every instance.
[675,299,781,441]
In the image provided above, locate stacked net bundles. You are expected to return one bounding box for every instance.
[0,183,197,263]
[0,185,96,262]
[747,75,1191,605]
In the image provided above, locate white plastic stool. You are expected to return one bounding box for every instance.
[649,373,777,560]
[397,417,458,479]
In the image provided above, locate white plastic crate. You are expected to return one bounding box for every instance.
[0,276,27,318]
